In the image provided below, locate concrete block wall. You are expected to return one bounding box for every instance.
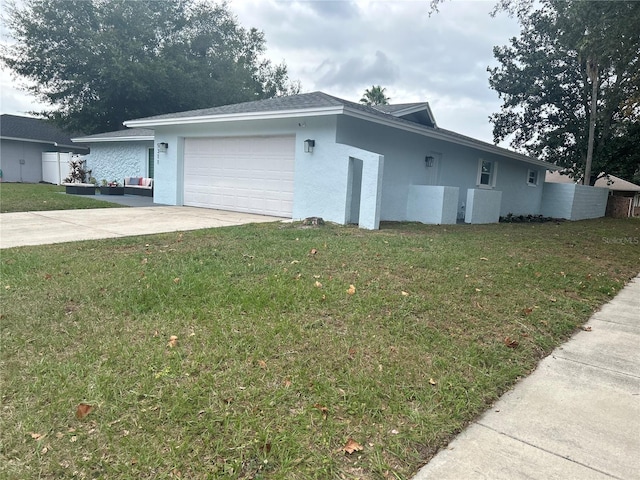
[571,184,609,220]
[541,183,608,220]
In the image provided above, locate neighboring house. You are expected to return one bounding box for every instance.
[0,114,88,183]
[121,91,561,229]
[71,128,155,183]
[546,171,640,218]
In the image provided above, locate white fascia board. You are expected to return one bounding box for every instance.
[388,103,430,116]
[123,106,345,128]
[386,103,438,127]
[1,135,88,151]
[342,107,558,170]
[72,136,154,143]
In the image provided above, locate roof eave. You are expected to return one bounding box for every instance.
[1,135,88,151]
[342,107,558,170]
[72,136,154,143]
[123,106,345,128]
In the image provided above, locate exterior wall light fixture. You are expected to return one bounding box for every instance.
[157,142,169,153]
[304,139,315,153]
[425,155,435,167]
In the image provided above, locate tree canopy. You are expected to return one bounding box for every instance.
[1,0,299,134]
[359,85,390,106]
[488,1,640,183]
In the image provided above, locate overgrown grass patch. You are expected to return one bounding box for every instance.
[1,218,638,479]
[0,183,124,212]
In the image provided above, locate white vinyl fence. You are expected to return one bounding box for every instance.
[42,152,76,184]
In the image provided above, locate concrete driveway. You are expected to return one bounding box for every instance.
[0,206,283,249]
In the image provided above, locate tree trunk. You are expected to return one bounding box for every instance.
[584,59,598,186]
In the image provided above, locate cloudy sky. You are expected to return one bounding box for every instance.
[0,0,522,144]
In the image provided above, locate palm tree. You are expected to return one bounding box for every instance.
[359,85,390,106]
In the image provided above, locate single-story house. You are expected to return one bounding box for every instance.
[546,171,640,218]
[119,91,567,229]
[0,114,88,183]
[71,128,155,184]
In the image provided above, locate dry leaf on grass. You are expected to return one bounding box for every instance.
[429,378,437,386]
[401,291,409,296]
[314,281,323,288]
[167,335,178,348]
[522,307,534,315]
[258,360,267,369]
[75,403,94,419]
[313,403,329,420]
[29,432,45,441]
[503,337,519,348]
[310,248,318,255]
[347,284,356,295]
[343,438,363,454]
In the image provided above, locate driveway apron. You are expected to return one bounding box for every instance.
[0,206,283,249]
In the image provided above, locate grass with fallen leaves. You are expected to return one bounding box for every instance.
[1,218,638,479]
[0,183,124,213]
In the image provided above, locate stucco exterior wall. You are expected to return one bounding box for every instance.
[465,189,503,223]
[153,117,384,228]
[1,140,51,182]
[335,116,545,222]
[407,186,459,224]
[149,113,549,228]
[85,142,152,184]
[540,183,609,220]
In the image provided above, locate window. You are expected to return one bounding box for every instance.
[527,169,538,186]
[477,159,497,188]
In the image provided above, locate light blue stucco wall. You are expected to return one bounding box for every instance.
[465,189,503,223]
[407,186,459,224]
[85,142,153,184]
[153,116,384,228]
[335,116,545,221]
[150,113,548,228]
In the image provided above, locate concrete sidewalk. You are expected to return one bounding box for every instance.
[414,275,640,480]
[0,206,283,249]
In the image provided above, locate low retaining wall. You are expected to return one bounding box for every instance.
[465,189,502,224]
[540,183,608,220]
[407,185,459,224]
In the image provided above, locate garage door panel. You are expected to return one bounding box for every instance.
[184,136,295,217]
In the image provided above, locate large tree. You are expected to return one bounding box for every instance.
[488,1,640,183]
[1,0,299,134]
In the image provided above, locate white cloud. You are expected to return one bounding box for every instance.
[1,0,522,143]
[228,0,521,142]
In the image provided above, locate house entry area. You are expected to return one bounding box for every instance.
[183,136,295,217]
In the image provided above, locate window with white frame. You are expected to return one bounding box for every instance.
[477,159,497,188]
[527,169,538,186]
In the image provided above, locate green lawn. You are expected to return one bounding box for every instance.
[0,183,125,213]
[1,218,639,479]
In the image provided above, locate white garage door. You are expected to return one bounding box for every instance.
[183,136,295,217]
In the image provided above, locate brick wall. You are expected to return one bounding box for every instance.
[606,196,632,218]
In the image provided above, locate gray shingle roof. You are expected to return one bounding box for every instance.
[72,128,154,142]
[0,114,86,150]
[374,103,428,114]
[124,91,556,168]
[126,92,366,122]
